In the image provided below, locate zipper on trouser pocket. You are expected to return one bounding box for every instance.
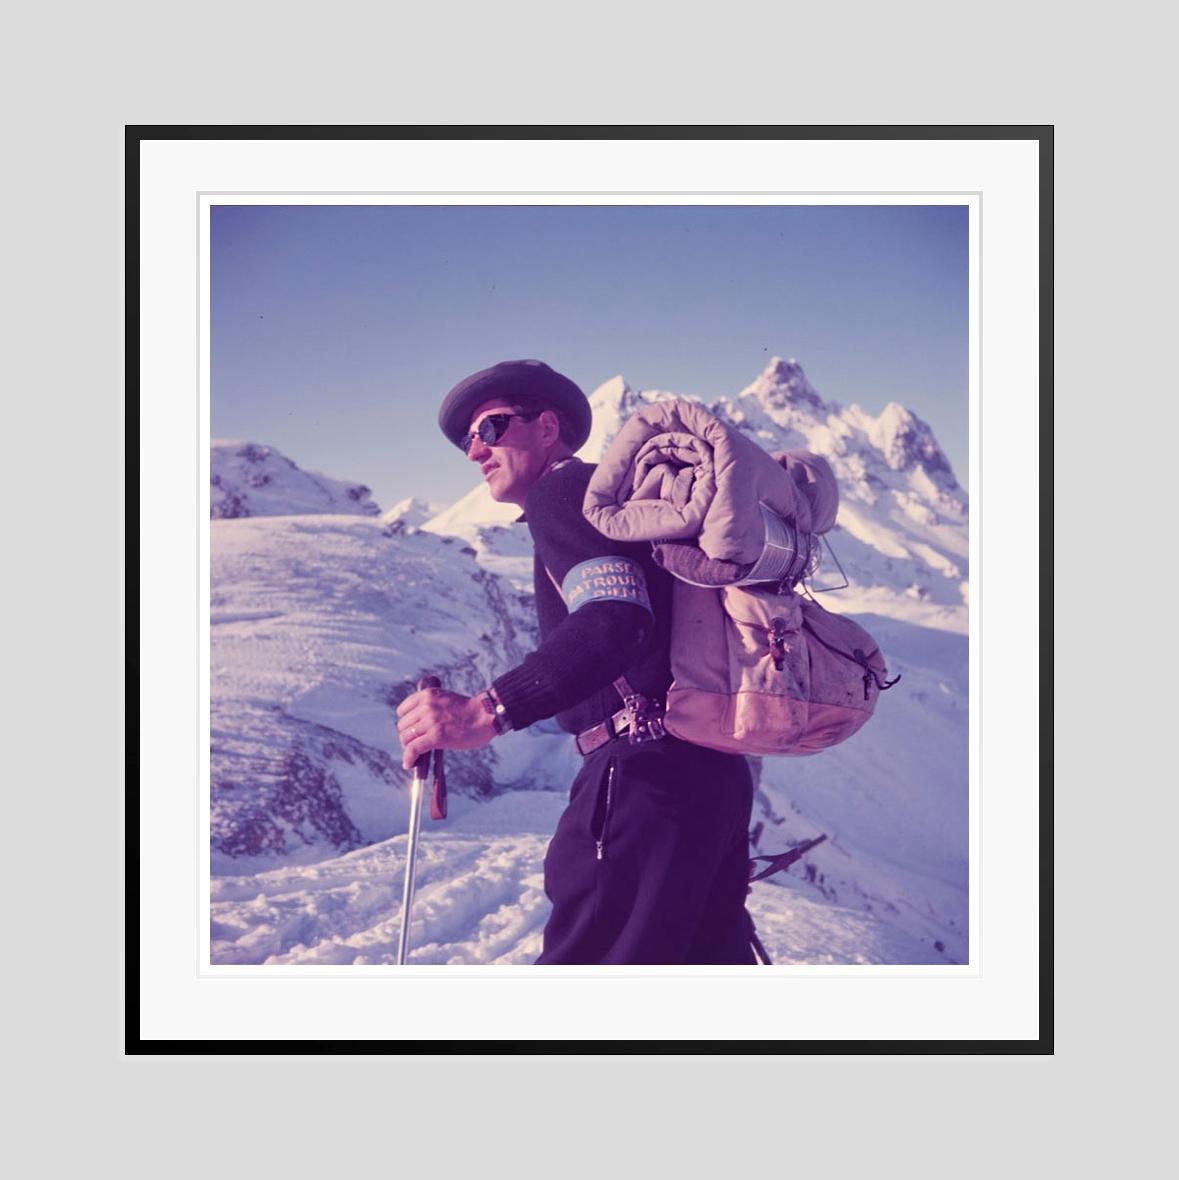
[595,760,616,861]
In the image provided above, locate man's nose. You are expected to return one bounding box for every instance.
[467,433,491,462]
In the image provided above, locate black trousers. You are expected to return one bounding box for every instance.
[536,734,757,965]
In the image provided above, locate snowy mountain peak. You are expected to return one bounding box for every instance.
[420,356,966,606]
[870,402,955,481]
[740,356,825,410]
[585,374,649,428]
[579,375,650,463]
[587,373,632,407]
[211,440,380,519]
[380,496,440,530]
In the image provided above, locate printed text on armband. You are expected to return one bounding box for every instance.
[560,556,653,615]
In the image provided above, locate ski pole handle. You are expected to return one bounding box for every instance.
[415,674,447,820]
[414,674,440,777]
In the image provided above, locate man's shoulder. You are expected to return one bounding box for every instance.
[525,458,596,519]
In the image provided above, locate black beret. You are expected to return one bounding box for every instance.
[438,359,592,451]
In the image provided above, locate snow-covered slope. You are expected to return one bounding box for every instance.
[211,792,943,966]
[210,357,969,966]
[211,440,380,519]
[210,513,575,874]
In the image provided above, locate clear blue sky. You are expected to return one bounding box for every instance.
[211,204,968,511]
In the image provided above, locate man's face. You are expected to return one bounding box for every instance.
[465,397,553,506]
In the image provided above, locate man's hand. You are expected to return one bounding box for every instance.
[396,686,499,770]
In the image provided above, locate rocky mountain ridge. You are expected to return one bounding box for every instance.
[211,440,380,519]
[426,358,968,622]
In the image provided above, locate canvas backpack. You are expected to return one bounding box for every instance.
[657,576,898,757]
[581,399,899,758]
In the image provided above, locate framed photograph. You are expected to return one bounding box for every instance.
[132,126,1049,1051]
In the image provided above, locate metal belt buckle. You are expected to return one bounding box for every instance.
[622,691,666,745]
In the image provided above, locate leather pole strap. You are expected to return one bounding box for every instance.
[416,675,448,820]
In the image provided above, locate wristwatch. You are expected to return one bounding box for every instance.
[480,686,513,735]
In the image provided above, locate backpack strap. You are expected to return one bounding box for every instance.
[801,616,902,701]
[613,675,666,744]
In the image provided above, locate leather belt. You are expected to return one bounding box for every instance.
[576,704,673,755]
[575,705,632,757]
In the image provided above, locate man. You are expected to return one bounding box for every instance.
[396,359,755,964]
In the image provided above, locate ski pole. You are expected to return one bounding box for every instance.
[397,674,440,965]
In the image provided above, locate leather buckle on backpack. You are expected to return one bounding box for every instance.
[622,690,666,745]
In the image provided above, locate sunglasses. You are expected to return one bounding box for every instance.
[459,408,541,454]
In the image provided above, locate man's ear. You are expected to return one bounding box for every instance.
[538,408,562,447]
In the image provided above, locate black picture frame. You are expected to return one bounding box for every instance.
[127,124,1051,1055]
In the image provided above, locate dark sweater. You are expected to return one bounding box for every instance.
[492,459,674,735]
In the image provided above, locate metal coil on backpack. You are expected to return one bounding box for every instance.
[735,502,819,590]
